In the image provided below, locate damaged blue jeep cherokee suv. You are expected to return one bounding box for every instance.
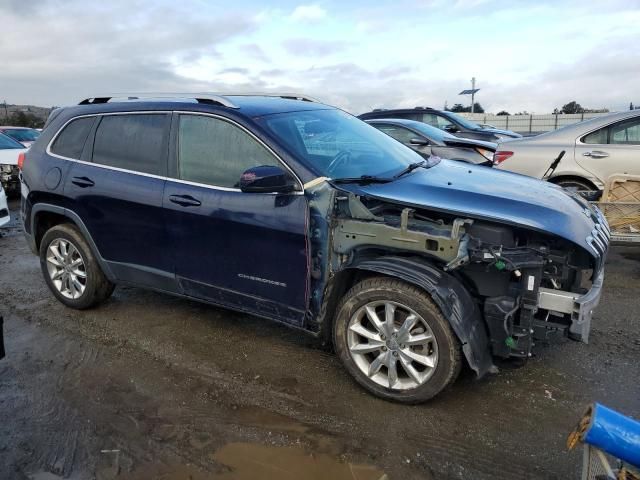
[21,93,609,403]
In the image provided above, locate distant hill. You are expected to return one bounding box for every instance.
[1,103,54,128]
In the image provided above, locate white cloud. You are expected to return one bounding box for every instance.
[289,4,327,22]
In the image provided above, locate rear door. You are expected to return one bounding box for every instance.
[164,113,309,325]
[575,116,640,183]
[64,112,175,290]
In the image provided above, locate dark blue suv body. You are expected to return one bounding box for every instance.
[21,94,609,402]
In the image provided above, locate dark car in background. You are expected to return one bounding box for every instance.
[21,93,607,403]
[0,126,41,147]
[359,107,522,142]
[366,118,496,165]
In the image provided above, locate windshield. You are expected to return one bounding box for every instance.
[4,128,40,142]
[259,109,423,179]
[0,132,25,149]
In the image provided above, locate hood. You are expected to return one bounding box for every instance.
[0,148,27,165]
[442,137,497,151]
[336,160,598,255]
[476,127,522,138]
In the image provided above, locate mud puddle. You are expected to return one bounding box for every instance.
[118,443,387,480]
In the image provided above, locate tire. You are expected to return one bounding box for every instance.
[39,223,115,309]
[553,178,596,192]
[333,277,462,403]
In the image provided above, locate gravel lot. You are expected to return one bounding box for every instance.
[1,198,639,479]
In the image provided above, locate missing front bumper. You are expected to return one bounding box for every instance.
[538,270,604,343]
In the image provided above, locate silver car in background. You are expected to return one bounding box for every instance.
[366,118,496,165]
[494,110,640,190]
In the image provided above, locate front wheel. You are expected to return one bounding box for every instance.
[333,277,462,403]
[40,223,115,309]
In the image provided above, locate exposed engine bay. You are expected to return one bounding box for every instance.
[325,191,603,363]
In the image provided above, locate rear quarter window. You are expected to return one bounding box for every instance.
[92,114,169,176]
[50,117,96,159]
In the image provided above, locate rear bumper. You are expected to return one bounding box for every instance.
[538,269,604,343]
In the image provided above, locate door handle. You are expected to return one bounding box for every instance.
[71,176,95,188]
[169,194,202,207]
[582,151,609,158]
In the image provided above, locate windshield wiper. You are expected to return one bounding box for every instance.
[393,160,427,179]
[331,175,392,185]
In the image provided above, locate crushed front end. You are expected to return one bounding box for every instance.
[321,188,610,366]
[463,209,609,360]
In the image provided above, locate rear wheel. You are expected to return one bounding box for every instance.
[553,177,596,191]
[333,277,462,403]
[40,224,114,309]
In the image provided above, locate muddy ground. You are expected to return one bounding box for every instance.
[1,198,639,480]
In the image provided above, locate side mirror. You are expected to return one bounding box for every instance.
[409,137,429,146]
[444,124,459,133]
[239,165,297,193]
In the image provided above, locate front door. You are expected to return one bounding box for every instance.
[164,113,309,325]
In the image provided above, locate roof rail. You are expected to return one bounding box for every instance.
[223,92,321,103]
[78,93,239,108]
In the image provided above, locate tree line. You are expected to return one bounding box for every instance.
[2,110,45,129]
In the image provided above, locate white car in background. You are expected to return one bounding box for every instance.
[0,126,40,148]
[0,185,10,228]
[0,133,27,197]
[494,110,640,191]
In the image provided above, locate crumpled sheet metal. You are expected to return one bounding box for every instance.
[568,403,640,468]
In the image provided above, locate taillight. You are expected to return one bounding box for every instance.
[493,151,513,165]
[17,152,26,170]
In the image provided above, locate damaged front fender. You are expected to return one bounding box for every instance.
[348,256,495,377]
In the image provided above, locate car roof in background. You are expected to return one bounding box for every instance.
[0,126,36,130]
[0,132,28,149]
[523,109,640,141]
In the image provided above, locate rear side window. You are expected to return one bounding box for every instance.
[92,114,169,175]
[177,114,280,188]
[582,127,608,144]
[50,117,95,159]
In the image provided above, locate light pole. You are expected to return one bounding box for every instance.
[458,77,480,113]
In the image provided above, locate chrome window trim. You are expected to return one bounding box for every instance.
[575,111,640,146]
[46,110,305,195]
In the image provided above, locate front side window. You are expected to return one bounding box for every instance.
[177,115,281,188]
[50,117,95,159]
[259,109,422,179]
[610,118,640,145]
[421,113,455,130]
[92,114,169,175]
[375,125,423,144]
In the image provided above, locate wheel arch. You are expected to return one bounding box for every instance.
[548,175,599,191]
[337,255,495,377]
[31,203,115,281]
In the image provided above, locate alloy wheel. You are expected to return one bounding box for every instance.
[45,238,87,299]
[347,301,439,390]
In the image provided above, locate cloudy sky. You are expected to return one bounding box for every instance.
[1,0,639,114]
